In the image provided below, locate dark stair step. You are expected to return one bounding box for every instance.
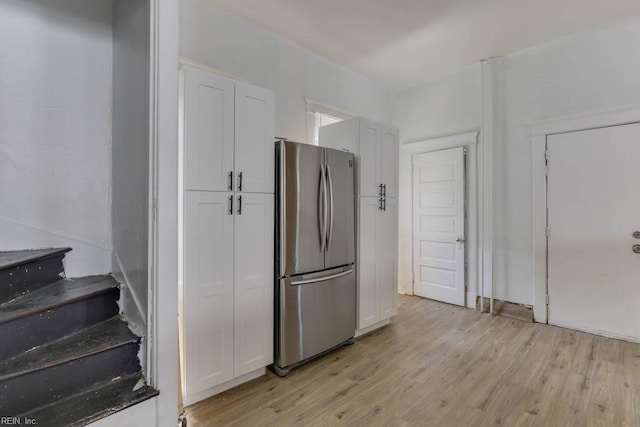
[0,248,71,304]
[0,317,142,415]
[0,275,120,361]
[21,372,158,427]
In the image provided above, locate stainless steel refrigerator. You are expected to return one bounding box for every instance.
[274,140,356,376]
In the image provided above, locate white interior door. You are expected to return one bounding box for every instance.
[547,123,640,341]
[412,148,465,306]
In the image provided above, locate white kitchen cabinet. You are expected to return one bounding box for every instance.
[183,67,235,192]
[182,66,274,194]
[320,117,399,334]
[357,197,399,330]
[180,66,275,406]
[377,197,398,319]
[320,117,399,198]
[183,191,235,394]
[233,193,274,376]
[182,193,274,405]
[378,126,399,198]
[235,83,275,194]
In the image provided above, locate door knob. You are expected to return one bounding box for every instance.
[633,231,640,239]
[633,244,640,254]
[455,237,465,244]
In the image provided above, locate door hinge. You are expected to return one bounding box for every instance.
[544,149,550,176]
[545,227,550,237]
[545,294,550,305]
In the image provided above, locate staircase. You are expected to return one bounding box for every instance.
[0,248,158,426]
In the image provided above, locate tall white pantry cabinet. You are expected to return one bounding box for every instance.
[179,66,275,405]
[319,117,399,334]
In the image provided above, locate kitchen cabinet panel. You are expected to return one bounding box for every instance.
[235,83,275,194]
[183,68,234,192]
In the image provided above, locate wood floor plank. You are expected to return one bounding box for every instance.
[185,295,640,426]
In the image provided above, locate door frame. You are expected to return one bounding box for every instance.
[401,131,479,309]
[530,105,640,324]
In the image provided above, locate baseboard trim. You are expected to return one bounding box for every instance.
[549,320,640,343]
[355,318,391,338]
[183,368,266,407]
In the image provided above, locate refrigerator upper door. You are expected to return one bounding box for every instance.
[280,141,326,276]
[324,148,355,269]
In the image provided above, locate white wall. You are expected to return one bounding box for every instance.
[392,18,640,305]
[112,0,149,330]
[391,65,482,295]
[0,0,113,277]
[180,0,391,142]
[492,18,640,304]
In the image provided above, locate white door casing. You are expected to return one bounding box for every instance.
[183,191,234,395]
[234,193,274,376]
[183,68,234,192]
[546,123,640,341]
[234,82,275,194]
[412,148,465,306]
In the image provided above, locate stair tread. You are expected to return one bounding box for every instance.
[0,317,139,381]
[0,275,118,324]
[0,248,71,270]
[22,372,159,427]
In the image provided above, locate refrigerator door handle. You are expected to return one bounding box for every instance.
[291,268,353,286]
[318,165,327,252]
[326,164,334,251]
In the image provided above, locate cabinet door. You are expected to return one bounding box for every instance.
[378,197,398,319]
[358,197,380,329]
[358,120,380,197]
[183,67,234,192]
[234,193,274,376]
[183,191,234,396]
[235,82,275,194]
[378,126,399,198]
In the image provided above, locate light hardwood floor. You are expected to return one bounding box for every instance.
[186,295,640,426]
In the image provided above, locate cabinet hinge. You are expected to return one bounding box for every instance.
[545,227,550,237]
[545,294,550,305]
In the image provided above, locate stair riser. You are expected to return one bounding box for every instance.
[0,342,141,415]
[0,255,66,304]
[0,290,119,362]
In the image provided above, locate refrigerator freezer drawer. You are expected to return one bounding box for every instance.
[277,266,356,368]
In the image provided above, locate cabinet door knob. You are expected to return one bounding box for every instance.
[238,172,243,192]
[228,195,233,215]
[228,171,233,191]
[237,195,242,215]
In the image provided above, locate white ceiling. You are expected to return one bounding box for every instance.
[209,0,640,90]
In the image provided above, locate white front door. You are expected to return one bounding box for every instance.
[412,148,465,306]
[547,122,640,341]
